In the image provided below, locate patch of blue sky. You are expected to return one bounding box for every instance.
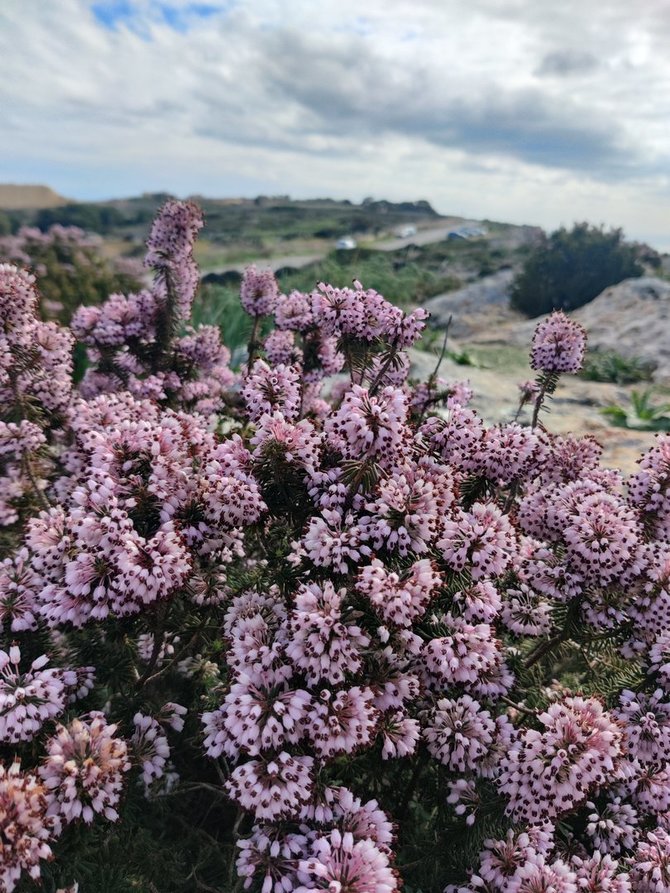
[91,0,135,29]
[157,2,224,33]
[91,1,233,35]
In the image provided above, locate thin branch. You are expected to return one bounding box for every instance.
[135,602,169,688]
[138,623,208,688]
[368,344,399,397]
[500,695,535,718]
[246,315,261,373]
[429,315,453,385]
[524,631,567,669]
[22,453,50,511]
[416,316,452,424]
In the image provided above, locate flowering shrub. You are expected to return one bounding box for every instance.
[0,225,143,324]
[0,201,669,891]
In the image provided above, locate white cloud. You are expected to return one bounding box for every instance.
[1,0,669,247]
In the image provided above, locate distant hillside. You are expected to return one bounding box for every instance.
[2,193,443,243]
[0,184,69,209]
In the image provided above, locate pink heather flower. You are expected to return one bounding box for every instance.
[585,798,638,854]
[356,558,440,627]
[563,492,642,585]
[468,651,515,701]
[514,856,578,893]
[518,379,541,402]
[225,753,314,821]
[629,829,670,893]
[62,666,96,704]
[286,582,370,686]
[312,280,402,341]
[0,549,39,632]
[144,199,203,320]
[71,290,158,349]
[629,436,670,540]
[367,647,420,712]
[0,420,46,458]
[438,502,516,580]
[324,787,394,850]
[447,778,480,826]
[422,619,500,688]
[530,311,587,373]
[216,674,310,756]
[40,713,130,824]
[625,550,670,653]
[301,509,371,574]
[136,632,176,666]
[241,266,279,317]
[379,709,420,759]
[452,580,502,624]
[0,264,38,348]
[131,714,170,786]
[263,329,301,365]
[391,307,429,348]
[422,695,496,771]
[633,764,670,815]
[158,702,187,733]
[419,402,485,470]
[242,361,301,422]
[498,696,623,823]
[306,687,378,758]
[325,384,409,466]
[0,647,67,743]
[543,434,603,485]
[517,478,602,543]
[222,591,290,687]
[0,761,55,893]
[314,334,344,378]
[357,466,454,556]
[570,853,631,893]
[251,412,322,477]
[475,424,545,485]
[615,689,670,764]
[519,546,585,603]
[226,611,290,691]
[501,585,553,637]
[295,829,398,893]
[236,824,308,893]
[114,524,192,607]
[275,290,314,331]
[476,828,550,891]
[648,633,670,693]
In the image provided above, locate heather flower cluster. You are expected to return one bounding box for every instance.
[0,200,668,892]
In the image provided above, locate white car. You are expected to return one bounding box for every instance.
[396,225,417,238]
[336,236,357,250]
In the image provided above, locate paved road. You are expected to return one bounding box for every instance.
[203,218,476,277]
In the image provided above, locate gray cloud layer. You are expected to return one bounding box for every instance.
[1,0,669,245]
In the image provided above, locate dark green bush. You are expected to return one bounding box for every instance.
[510,222,643,317]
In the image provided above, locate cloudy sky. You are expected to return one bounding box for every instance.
[2,0,670,247]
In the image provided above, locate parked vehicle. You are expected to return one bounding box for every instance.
[396,224,417,238]
[335,236,357,249]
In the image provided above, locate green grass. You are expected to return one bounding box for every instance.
[454,343,529,372]
[580,350,655,385]
[602,388,670,431]
[278,249,462,307]
[191,285,254,358]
